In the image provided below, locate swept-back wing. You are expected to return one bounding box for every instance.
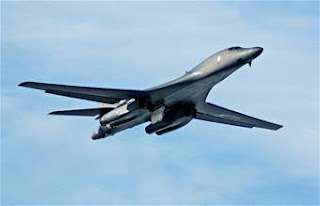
[19,81,147,103]
[195,102,282,130]
[49,107,114,116]
[45,90,120,103]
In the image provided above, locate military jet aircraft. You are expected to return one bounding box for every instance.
[19,46,282,140]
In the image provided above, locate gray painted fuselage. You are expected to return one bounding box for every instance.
[97,47,264,137]
[146,47,262,105]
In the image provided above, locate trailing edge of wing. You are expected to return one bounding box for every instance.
[19,81,148,103]
[49,107,114,116]
[195,102,283,130]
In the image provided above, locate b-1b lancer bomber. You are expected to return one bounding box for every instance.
[19,46,282,140]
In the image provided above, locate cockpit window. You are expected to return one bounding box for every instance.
[228,46,241,51]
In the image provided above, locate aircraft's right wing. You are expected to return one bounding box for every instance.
[19,81,148,104]
[195,102,282,130]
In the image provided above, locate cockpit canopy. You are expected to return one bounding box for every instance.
[228,46,242,51]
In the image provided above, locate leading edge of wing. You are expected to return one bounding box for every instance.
[195,102,283,130]
[19,81,148,103]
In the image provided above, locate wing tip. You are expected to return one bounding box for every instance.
[48,111,57,115]
[18,81,30,87]
[274,124,283,130]
[48,111,72,116]
[18,81,38,88]
[263,123,283,131]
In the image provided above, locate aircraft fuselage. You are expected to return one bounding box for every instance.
[92,47,264,139]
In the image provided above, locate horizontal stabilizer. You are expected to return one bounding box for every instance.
[49,107,114,117]
[19,81,147,103]
[195,102,283,130]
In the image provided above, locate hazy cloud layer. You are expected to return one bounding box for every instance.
[1,1,319,204]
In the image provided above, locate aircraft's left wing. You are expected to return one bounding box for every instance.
[19,81,147,104]
[195,102,282,130]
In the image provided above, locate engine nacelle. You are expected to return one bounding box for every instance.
[145,103,194,134]
[91,124,114,140]
[100,98,137,125]
[92,109,150,140]
[155,117,192,135]
[145,116,192,134]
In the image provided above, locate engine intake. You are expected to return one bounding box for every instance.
[145,103,194,135]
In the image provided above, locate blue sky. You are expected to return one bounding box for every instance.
[1,1,319,205]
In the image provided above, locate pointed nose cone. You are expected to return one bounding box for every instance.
[252,47,263,57]
[243,47,264,63]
